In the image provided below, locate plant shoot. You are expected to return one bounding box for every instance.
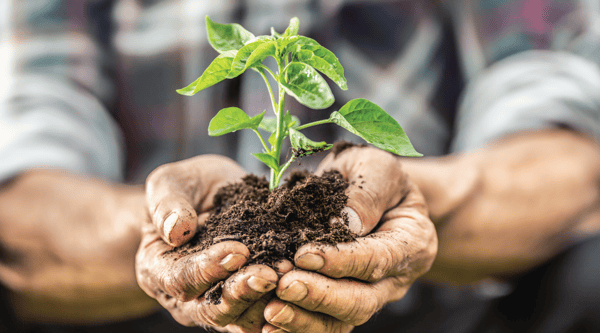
[178,17,421,190]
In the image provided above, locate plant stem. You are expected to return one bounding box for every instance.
[275,156,296,187]
[253,129,269,152]
[268,58,288,191]
[257,67,278,116]
[295,119,332,131]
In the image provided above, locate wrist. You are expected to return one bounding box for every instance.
[400,155,481,222]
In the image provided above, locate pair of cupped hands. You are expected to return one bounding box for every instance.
[136,146,437,333]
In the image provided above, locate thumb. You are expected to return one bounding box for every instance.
[146,155,246,246]
[318,145,410,236]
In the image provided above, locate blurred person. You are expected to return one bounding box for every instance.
[0,1,599,333]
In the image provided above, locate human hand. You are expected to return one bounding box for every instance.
[136,155,290,332]
[262,145,438,333]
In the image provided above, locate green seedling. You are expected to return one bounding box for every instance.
[178,16,421,191]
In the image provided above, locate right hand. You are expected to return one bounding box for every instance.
[136,155,290,332]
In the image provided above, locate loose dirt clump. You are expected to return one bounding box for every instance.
[166,169,356,303]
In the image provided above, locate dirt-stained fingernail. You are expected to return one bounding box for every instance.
[344,207,362,234]
[163,212,179,239]
[219,253,247,271]
[269,304,294,325]
[279,281,308,302]
[296,253,325,270]
[247,276,276,293]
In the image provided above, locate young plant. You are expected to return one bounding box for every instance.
[178,17,421,191]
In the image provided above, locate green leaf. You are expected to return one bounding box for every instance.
[329,99,422,156]
[296,45,347,90]
[246,41,276,68]
[259,112,300,133]
[278,36,320,56]
[206,16,255,53]
[208,107,265,136]
[176,51,236,96]
[229,38,276,78]
[282,17,300,37]
[252,153,280,171]
[281,62,334,109]
[289,128,332,156]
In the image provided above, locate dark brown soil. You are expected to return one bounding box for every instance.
[166,169,356,303]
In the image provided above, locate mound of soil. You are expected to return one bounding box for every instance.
[167,169,356,303]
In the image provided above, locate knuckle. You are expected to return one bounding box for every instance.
[196,301,236,327]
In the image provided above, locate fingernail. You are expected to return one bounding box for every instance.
[269,304,294,325]
[269,329,287,333]
[163,212,179,240]
[279,281,308,302]
[219,253,247,271]
[344,207,362,234]
[296,253,325,271]
[247,276,276,293]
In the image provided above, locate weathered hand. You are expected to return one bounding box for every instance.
[136,155,288,332]
[263,145,438,333]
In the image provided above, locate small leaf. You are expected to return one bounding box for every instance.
[177,51,236,96]
[229,38,276,78]
[208,108,265,136]
[329,99,422,156]
[252,153,280,171]
[229,40,264,78]
[289,128,332,156]
[296,45,347,90]
[246,41,276,68]
[281,62,334,109]
[259,112,300,133]
[282,17,300,37]
[268,132,277,147]
[278,36,320,56]
[259,117,278,133]
[206,16,255,53]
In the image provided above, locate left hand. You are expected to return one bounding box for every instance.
[262,145,438,333]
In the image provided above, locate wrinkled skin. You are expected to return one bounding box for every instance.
[263,146,438,333]
[136,155,293,332]
[136,150,437,333]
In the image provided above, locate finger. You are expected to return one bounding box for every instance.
[146,155,245,246]
[136,230,250,301]
[226,294,272,333]
[264,299,353,333]
[278,270,405,326]
[152,265,278,329]
[295,182,437,282]
[317,145,409,235]
[191,264,278,327]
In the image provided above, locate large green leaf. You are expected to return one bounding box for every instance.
[282,17,300,37]
[289,128,332,156]
[329,99,422,156]
[259,112,300,133]
[252,153,280,171]
[208,107,265,136]
[296,45,347,90]
[176,51,236,96]
[206,16,255,53]
[281,62,334,109]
